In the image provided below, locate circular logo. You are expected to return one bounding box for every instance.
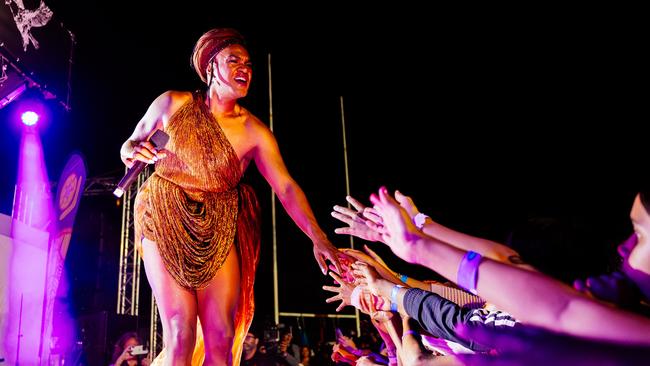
[59,174,78,210]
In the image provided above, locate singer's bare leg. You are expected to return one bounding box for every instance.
[197,243,240,366]
[142,238,197,365]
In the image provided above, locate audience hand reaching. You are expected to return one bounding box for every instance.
[340,246,401,284]
[574,271,643,309]
[323,271,355,312]
[331,343,358,365]
[394,190,420,218]
[369,187,428,263]
[332,196,385,243]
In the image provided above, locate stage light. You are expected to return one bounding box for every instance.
[21,110,39,126]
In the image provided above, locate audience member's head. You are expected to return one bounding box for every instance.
[111,331,143,365]
[243,324,262,357]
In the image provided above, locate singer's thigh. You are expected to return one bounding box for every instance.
[196,243,240,364]
[142,238,197,355]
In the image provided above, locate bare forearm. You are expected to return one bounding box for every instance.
[421,220,520,263]
[276,182,328,242]
[413,238,568,323]
[412,238,650,344]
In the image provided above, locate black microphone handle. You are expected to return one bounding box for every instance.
[113,160,146,197]
[113,130,169,197]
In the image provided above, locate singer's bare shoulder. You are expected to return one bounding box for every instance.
[152,90,192,128]
[244,111,276,144]
[125,91,190,144]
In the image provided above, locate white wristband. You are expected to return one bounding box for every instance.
[350,285,363,309]
[413,212,429,230]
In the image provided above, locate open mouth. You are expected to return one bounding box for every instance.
[234,73,249,86]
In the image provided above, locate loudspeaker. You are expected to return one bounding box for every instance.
[76,311,138,366]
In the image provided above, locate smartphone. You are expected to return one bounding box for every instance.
[130,345,149,356]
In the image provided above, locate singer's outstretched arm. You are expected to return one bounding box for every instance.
[249,119,342,275]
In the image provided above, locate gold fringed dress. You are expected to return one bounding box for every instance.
[134,92,260,365]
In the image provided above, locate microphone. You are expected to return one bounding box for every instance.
[113,129,169,198]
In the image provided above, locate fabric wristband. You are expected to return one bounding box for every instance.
[457,251,482,295]
[402,329,418,339]
[350,286,363,310]
[413,212,429,230]
[390,285,403,312]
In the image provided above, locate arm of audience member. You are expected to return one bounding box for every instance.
[399,315,436,366]
[332,343,359,366]
[353,262,508,352]
[370,311,401,366]
[336,330,371,359]
[455,322,650,366]
[336,335,388,365]
[341,246,431,291]
[370,187,650,345]
[375,190,531,269]
[345,247,485,308]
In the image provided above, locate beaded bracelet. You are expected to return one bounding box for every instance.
[398,273,408,283]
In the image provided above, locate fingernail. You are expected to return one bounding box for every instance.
[380,186,387,194]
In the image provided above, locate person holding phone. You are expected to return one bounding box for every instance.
[110,332,150,366]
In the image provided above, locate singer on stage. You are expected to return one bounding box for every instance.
[119,28,341,366]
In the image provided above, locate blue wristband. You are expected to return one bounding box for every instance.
[457,251,482,295]
[402,329,418,339]
[398,273,408,283]
[390,285,403,312]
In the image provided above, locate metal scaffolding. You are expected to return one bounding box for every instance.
[150,297,164,358]
[85,168,163,356]
[116,166,150,316]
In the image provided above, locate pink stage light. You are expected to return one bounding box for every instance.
[21,111,39,126]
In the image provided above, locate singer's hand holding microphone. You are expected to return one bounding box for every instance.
[115,129,170,197]
[124,140,167,168]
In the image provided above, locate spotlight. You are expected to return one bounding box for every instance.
[21,111,39,126]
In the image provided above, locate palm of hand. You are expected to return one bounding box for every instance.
[381,209,423,263]
[341,249,397,282]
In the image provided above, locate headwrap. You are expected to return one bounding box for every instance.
[191,28,246,84]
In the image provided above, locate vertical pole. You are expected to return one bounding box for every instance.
[269,53,280,325]
[339,96,361,336]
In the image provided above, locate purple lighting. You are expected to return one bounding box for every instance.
[21,111,39,126]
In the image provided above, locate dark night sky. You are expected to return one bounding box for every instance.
[0,2,646,331]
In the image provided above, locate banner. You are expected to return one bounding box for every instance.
[40,153,86,363]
